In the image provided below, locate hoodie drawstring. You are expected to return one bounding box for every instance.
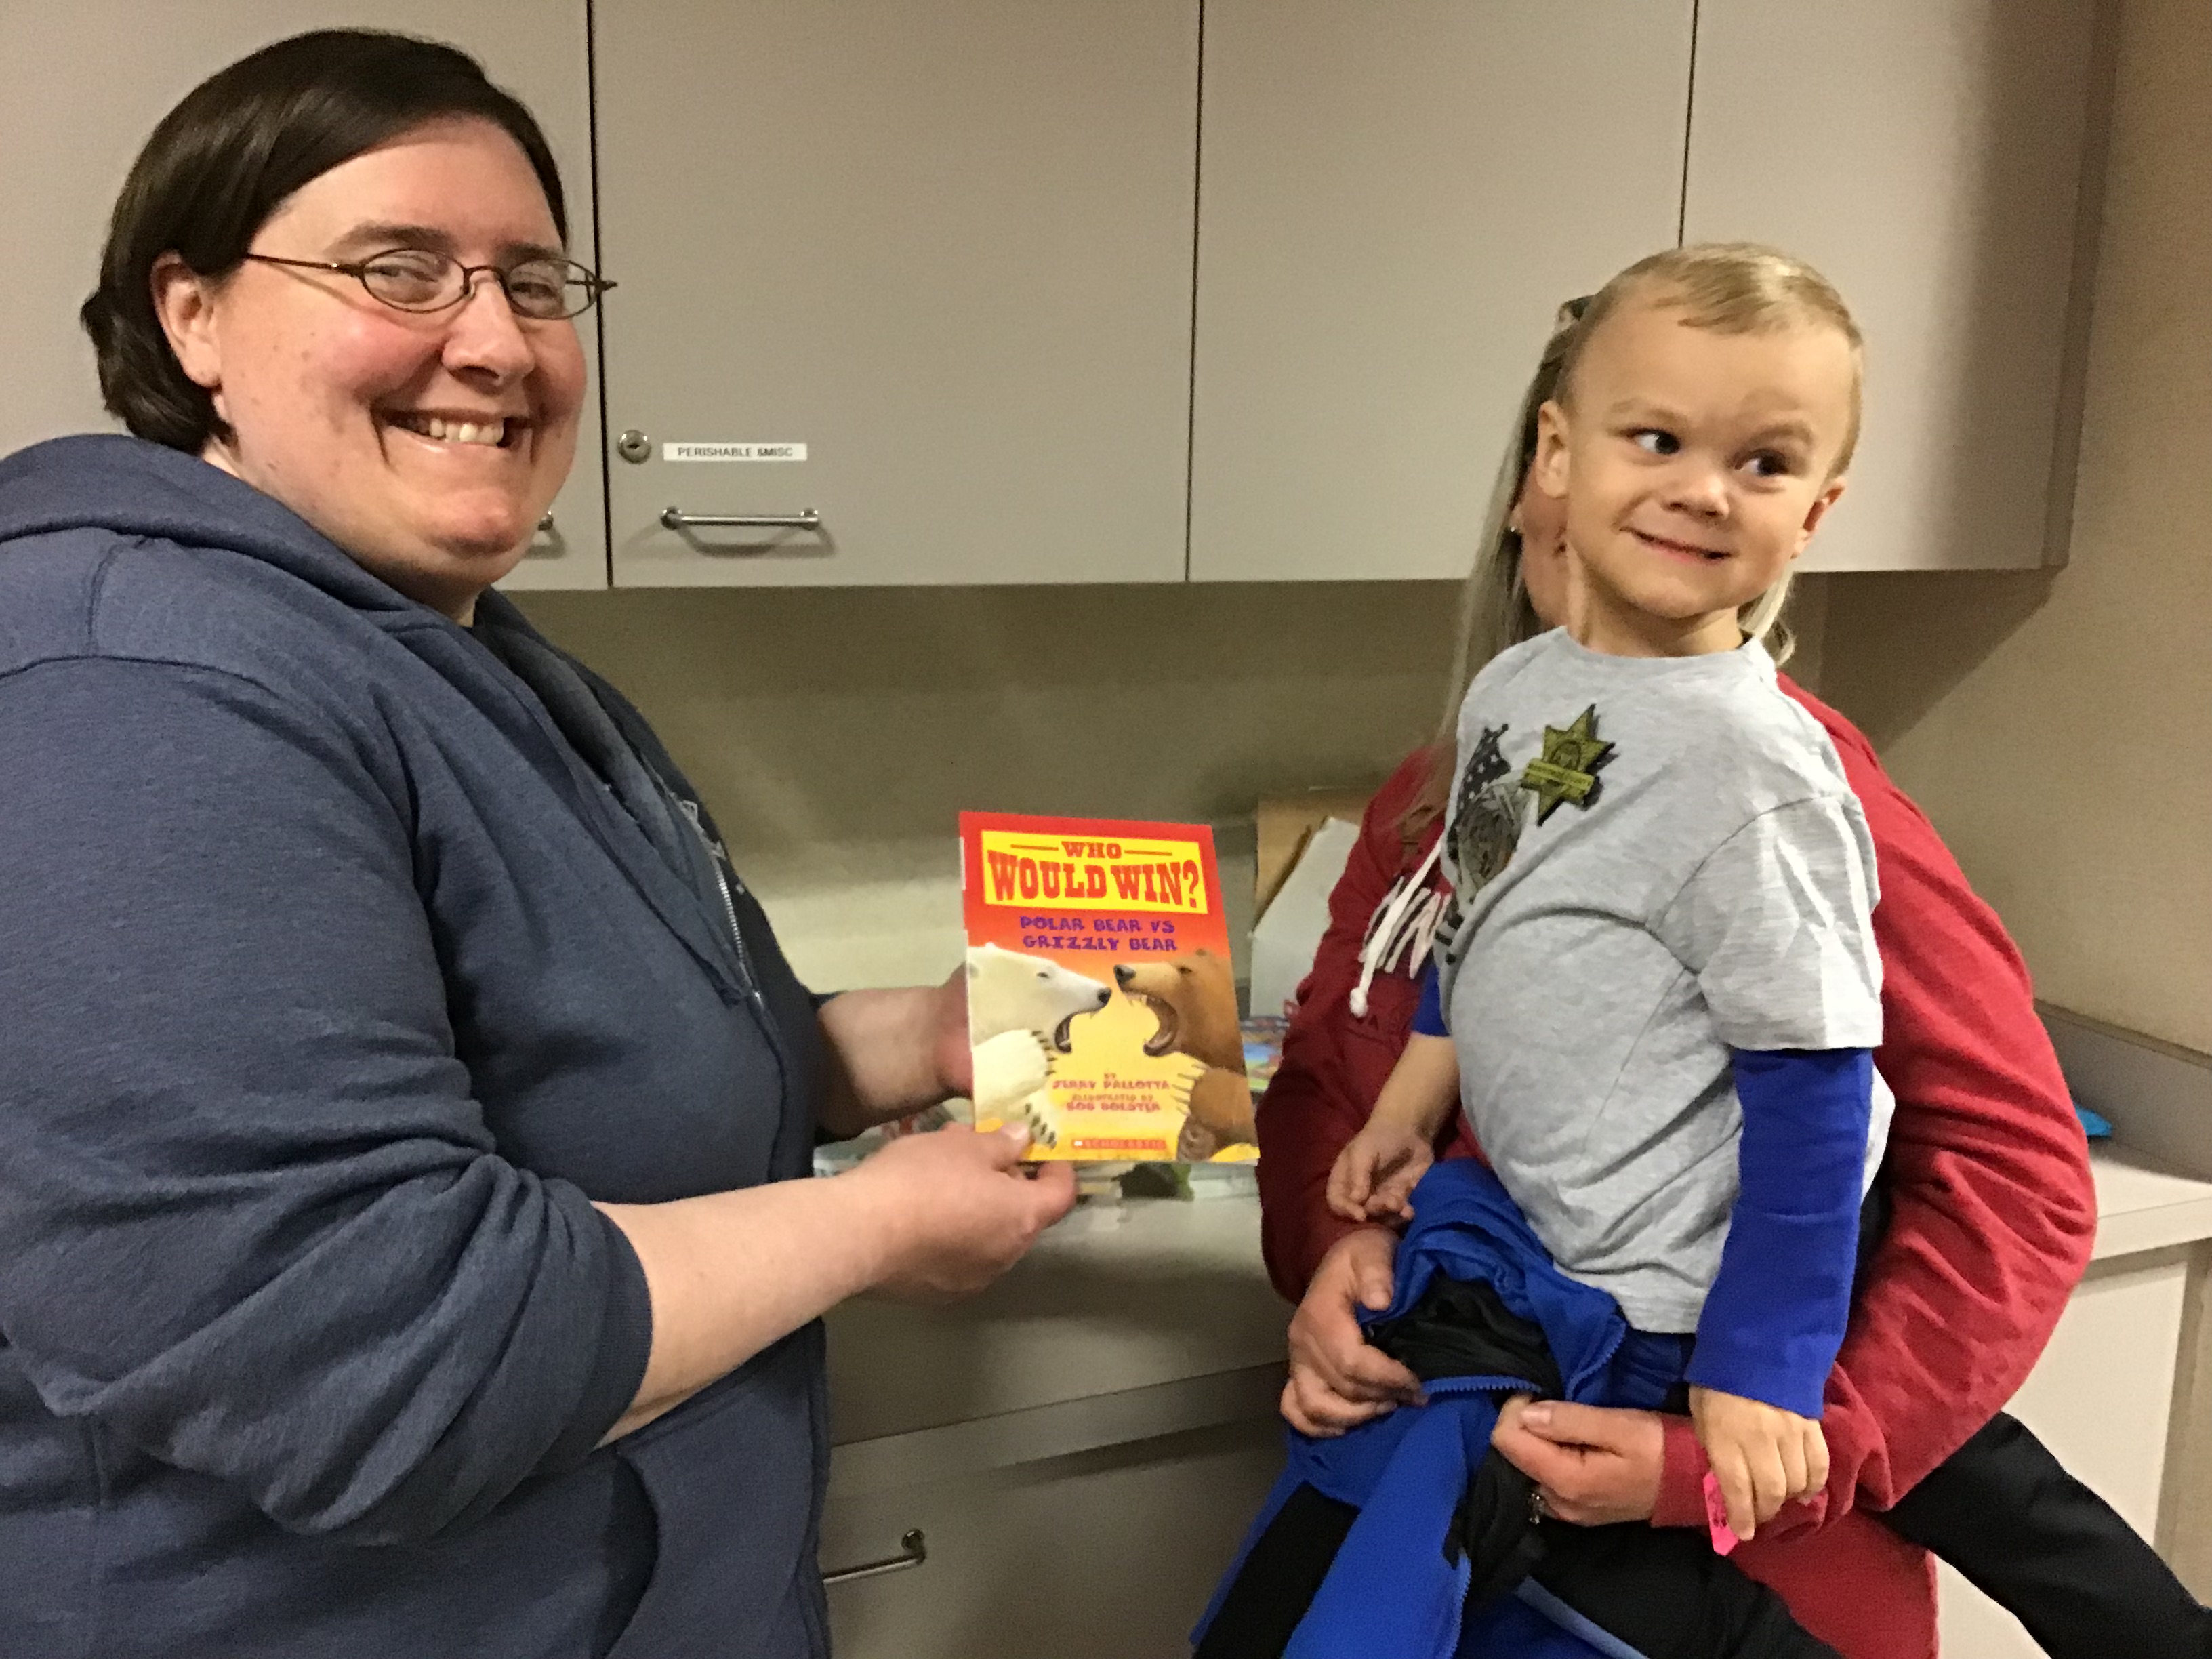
[1350,836,1445,1019]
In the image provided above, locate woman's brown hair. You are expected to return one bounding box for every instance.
[81,29,568,453]
[1397,299,1584,846]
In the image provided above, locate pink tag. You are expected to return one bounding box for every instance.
[1702,1473,1742,1556]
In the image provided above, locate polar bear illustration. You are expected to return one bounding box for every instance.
[966,945,1112,1150]
[968,943,1113,1048]
[1114,950,1255,1160]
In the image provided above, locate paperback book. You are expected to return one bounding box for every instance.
[960,811,1256,1163]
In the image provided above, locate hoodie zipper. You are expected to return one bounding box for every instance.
[673,794,766,1015]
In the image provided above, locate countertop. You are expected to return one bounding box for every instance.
[824,1143,2212,1494]
[2089,1141,2212,1261]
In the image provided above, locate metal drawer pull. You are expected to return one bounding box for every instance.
[821,1528,927,1586]
[537,512,556,533]
[661,506,821,531]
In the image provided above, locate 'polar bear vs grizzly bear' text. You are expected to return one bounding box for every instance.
[965,942,1256,1160]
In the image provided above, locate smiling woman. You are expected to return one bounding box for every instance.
[89,60,592,620]
[0,28,1071,1659]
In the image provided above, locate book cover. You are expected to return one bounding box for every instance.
[960,811,1256,1163]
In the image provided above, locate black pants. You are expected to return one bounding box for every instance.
[1884,1410,2212,1658]
[1848,1187,2209,1658]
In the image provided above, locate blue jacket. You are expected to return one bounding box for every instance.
[0,436,829,1657]
[1200,1160,1678,1659]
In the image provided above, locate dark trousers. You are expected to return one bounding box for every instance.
[1883,1410,2212,1658]
[1849,1187,2209,1658]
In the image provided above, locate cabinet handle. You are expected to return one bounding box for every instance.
[537,512,556,533]
[821,1528,927,1587]
[661,506,822,531]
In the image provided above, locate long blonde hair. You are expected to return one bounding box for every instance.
[1404,243,1852,841]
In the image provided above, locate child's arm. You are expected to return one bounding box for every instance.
[1652,779,1886,1547]
[1689,1046,1874,1541]
[1325,1029,1459,1225]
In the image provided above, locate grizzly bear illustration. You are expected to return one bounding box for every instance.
[1113,950,1255,1160]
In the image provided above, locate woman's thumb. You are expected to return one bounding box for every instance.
[1517,1400,1589,1442]
[1356,1258,1395,1310]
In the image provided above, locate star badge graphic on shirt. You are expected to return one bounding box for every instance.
[1519,704,1614,823]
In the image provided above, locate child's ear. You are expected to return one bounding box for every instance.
[1532,400,1572,499]
[1793,474,1849,554]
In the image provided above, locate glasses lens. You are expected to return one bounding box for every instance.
[504,258,600,320]
[360,249,459,310]
[504,258,577,319]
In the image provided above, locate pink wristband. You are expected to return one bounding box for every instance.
[1702,1472,1742,1556]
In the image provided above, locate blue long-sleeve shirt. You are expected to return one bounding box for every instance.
[1413,963,1868,1415]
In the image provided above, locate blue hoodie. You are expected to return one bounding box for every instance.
[0,436,830,1657]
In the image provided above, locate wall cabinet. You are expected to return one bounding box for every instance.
[1186,1,1695,583]
[591,0,1200,588]
[7,3,2108,589]
[0,1,610,591]
[1682,0,2103,573]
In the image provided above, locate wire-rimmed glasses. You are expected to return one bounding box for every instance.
[241,247,615,321]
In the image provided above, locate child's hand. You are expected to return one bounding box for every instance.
[1687,1386,1829,1543]
[1326,1121,1434,1223]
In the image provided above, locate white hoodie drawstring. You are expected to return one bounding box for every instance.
[1349,836,1444,1019]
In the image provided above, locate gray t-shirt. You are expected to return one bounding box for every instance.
[1436,629,1893,1332]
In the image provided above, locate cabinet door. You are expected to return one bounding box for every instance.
[1683,0,2100,573]
[0,1,609,590]
[594,1,1198,588]
[1187,2,1693,583]
[822,1418,1284,1659]
[1935,1253,2190,1656]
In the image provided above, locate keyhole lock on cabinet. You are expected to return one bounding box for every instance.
[617,430,651,464]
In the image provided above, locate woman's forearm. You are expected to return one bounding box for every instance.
[594,1172,899,1439]
[595,1123,1071,1442]
[814,983,961,1140]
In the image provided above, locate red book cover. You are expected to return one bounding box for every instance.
[960,811,1255,1163]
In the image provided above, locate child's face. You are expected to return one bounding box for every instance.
[1532,297,1853,651]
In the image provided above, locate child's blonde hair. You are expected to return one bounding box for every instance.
[1404,243,1853,840]
[1558,241,1865,475]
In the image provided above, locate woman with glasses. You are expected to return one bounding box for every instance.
[0,30,1071,1659]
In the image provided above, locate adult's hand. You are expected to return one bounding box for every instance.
[1491,1398,1667,1526]
[815,970,974,1138]
[598,1124,1072,1441]
[928,963,972,1100]
[1282,1226,1425,1436]
[850,1123,1075,1300]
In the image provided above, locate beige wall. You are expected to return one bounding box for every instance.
[516,582,1459,989]
[1821,0,2211,1053]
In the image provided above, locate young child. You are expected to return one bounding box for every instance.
[1198,247,2209,1659]
[1331,243,1878,1553]
[1313,248,2212,1659]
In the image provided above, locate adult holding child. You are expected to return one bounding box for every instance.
[0,30,1071,1658]
[1243,249,2206,1658]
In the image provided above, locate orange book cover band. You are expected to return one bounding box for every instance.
[960,811,1256,1163]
